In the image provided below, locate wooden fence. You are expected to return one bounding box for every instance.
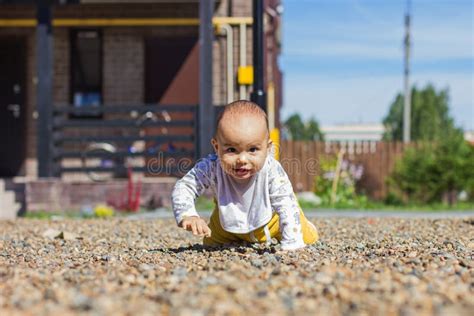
[279,141,409,200]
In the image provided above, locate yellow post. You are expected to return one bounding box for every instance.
[267,82,280,160]
[270,128,280,161]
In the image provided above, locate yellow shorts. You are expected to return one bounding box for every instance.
[203,206,319,246]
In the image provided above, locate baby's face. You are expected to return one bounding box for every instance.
[212,114,271,182]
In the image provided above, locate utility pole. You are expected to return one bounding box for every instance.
[251,0,267,111]
[403,0,411,143]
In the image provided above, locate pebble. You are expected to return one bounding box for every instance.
[315,272,333,285]
[0,217,472,315]
[250,259,264,268]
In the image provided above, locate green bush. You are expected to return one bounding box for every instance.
[387,132,474,205]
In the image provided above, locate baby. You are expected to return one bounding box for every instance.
[171,100,318,250]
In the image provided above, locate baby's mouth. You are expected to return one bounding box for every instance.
[234,167,251,176]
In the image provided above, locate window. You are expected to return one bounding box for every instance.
[70,29,102,118]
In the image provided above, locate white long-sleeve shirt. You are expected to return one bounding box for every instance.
[171,154,305,250]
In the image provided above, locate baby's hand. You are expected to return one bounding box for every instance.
[179,216,212,237]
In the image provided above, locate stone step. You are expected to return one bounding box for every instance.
[8,189,24,204]
[0,209,19,220]
[0,204,19,220]
[1,179,26,215]
[0,190,20,220]
[3,190,15,202]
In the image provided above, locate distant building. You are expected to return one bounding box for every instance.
[465,130,474,145]
[321,123,385,143]
[319,123,385,154]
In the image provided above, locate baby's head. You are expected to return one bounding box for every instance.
[211,100,272,182]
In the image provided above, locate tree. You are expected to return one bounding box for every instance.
[383,84,458,141]
[284,114,306,140]
[305,118,324,141]
[284,114,324,141]
[384,84,474,204]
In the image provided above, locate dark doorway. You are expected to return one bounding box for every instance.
[144,36,199,175]
[145,36,199,104]
[0,37,26,177]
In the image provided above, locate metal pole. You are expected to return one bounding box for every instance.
[199,0,214,157]
[36,0,54,177]
[403,0,411,143]
[250,0,267,111]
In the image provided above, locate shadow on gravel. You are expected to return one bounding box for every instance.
[148,243,277,254]
[463,218,474,225]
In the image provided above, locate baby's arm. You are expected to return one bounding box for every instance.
[268,159,306,251]
[171,157,214,237]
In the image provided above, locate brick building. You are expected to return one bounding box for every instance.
[0,0,283,180]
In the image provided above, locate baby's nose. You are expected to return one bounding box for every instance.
[237,153,249,163]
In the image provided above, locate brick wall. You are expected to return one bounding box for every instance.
[103,28,144,104]
[25,179,176,212]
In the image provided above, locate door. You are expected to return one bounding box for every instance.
[0,38,26,177]
[145,36,199,105]
[144,36,199,175]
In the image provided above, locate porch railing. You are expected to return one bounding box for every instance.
[49,104,199,178]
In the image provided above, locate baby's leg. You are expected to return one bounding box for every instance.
[299,211,319,245]
[202,207,318,246]
[202,207,241,246]
[263,211,319,245]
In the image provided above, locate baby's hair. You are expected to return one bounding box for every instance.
[215,100,269,136]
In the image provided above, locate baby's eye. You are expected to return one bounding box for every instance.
[225,147,236,153]
[249,147,259,153]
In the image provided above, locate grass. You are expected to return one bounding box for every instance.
[22,208,131,220]
[364,201,474,212]
[22,210,78,219]
[299,200,474,212]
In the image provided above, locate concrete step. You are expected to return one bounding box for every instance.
[0,186,21,220]
[0,199,21,211]
[1,179,26,216]
[0,202,20,220]
[3,191,15,203]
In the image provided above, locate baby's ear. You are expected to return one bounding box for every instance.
[267,138,273,150]
[211,138,219,152]
[268,139,276,156]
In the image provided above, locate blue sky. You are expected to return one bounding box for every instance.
[280,0,473,130]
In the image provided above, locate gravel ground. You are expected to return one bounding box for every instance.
[0,217,473,316]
